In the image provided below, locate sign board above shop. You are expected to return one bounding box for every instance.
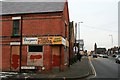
[23,38,38,44]
[23,36,69,46]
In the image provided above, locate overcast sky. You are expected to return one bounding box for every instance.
[1,0,119,50]
[68,0,119,50]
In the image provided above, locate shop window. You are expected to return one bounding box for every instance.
[28,45,43,52]
[13,20,20,36]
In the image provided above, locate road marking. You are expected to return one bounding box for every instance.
[89,57,97,78]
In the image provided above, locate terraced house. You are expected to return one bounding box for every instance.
[1,1,70,73]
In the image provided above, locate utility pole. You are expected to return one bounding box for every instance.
[19,16,22,73]
[78,22,83,51]
[78,22,83,40]
[109,35,113,47]
[75,23,77,55]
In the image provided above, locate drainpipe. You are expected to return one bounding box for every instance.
[19,16,22,73]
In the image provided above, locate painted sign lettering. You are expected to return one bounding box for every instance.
[38,37,52,44]
[30,55,42,59]
[23,38,38,44]
[23,36,67,46]
[27,53,43,66]
[53,37,61,43]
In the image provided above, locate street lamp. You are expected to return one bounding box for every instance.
[75,23,77,54]
[78,22,83,40]
[109,34,113,47]
[78,22,83,51]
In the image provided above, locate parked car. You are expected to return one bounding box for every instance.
[115,55,120,64]
[112,54,116,57]
[92,54,97,58]
[99,54,104,57]
[102,54,108,58]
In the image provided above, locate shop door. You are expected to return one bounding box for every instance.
[11,46,20,71]
[52,46,60,67]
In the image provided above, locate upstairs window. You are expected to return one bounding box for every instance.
[13,20,20,36]
[12,17,21,36]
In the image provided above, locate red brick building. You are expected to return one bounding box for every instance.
[1,1,70,72]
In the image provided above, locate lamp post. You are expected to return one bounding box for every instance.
[78,22,83,40]
[109,35,113,47]
[75,23,77,55]
[78,22,83,51]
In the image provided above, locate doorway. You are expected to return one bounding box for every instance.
[51,46,60,72]
[11,46,20,71]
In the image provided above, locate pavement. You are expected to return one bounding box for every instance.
[1,56,94,80]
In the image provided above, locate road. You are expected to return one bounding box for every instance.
[89,57,120,80]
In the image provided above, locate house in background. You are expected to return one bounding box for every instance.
[1,1,70,73]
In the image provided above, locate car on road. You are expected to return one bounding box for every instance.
[112,54,116,57]
[99,54,104,57]
[115,55,120,64]
[92,54,97,58]
[102,54,108,58]
[98,54,108,58]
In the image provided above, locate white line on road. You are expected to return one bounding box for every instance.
[89,57,97,78]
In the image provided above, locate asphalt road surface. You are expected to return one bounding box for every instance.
[89,57,120,80]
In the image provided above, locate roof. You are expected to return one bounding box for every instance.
[1,1,65,15]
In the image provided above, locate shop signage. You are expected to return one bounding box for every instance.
[62,38,66,46]
[38,36,62,45]
[23,36,68,46]
[23,37,38,44]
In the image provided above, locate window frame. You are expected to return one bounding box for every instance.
[13,20,20,36]
[12,16,21,36]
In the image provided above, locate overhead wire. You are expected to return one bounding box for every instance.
[82,24,118,33]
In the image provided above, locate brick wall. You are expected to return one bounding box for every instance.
[2,45,11,71]
[43,45,52,71]
[2,13,66,37]
[1,2,70,72]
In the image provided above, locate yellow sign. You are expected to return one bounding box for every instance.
[23,36,69,46]
[38,36,62,45]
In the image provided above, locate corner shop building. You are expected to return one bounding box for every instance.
[1,1,70,72]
